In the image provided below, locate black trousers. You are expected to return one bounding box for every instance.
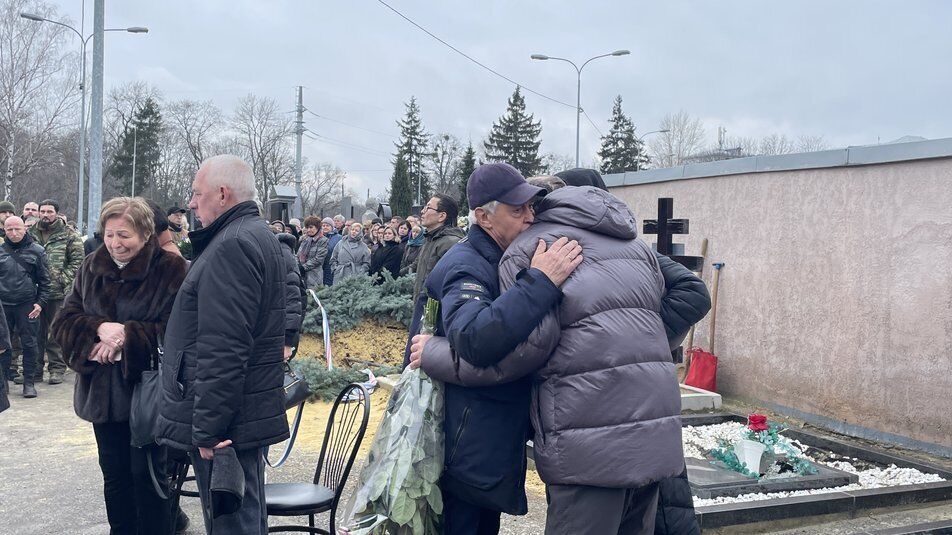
[442,490,501,535]
[544,482,660,535]
[0,301,37,382]
[92,422,172,535]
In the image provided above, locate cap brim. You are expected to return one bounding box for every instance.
[497,182,545,207]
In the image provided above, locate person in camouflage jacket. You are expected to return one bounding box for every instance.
[29,200,83,384]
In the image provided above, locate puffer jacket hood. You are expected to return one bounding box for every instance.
[502,185,682,488]
[535,185,637,240]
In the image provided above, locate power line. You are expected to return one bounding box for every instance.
[374,0,575,109]
[304,130,391,156]
[582,110,604,138]
[305,109,396,138]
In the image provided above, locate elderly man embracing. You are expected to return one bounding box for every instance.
[411,165,685,534]
[406,163,582,535]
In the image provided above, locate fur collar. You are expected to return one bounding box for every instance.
[89,237,161,282]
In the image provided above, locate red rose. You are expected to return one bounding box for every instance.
[748,414,768,432]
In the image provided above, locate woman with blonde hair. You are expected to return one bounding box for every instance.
[52,196,188,534]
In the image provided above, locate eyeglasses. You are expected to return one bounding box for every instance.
[421,206,442,214]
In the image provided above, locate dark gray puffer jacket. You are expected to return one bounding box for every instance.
[423,186,683,488]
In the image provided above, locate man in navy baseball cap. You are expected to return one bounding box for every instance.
[466,162,546,250]
[406,162,582,533]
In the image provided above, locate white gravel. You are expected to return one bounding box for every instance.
[682,424,946,506]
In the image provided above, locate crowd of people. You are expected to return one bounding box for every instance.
[0,154,711,535]
[261,195,461,295]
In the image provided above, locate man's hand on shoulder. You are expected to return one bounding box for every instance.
[530,237,583,287]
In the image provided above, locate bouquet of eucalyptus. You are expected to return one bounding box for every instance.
[339,299,445,535]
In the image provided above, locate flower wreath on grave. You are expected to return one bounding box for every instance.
[708,413,817,478]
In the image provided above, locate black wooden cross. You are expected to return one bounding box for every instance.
[643,198,703,271]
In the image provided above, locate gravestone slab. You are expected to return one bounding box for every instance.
[680,384,722,411]
[687,457,860,499]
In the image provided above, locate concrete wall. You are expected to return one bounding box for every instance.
[609,154,952,455]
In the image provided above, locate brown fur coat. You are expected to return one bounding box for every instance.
[52,238,187,423]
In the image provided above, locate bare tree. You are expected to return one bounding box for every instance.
[166,98,222,169]
[542,153,576,175]
[796,135,829,152]
[300,162,344,217]
[230,94,294,202]
[429,132,461,197]
[151,121,193,209]
[648,111,707,168]
[0,0,77,201]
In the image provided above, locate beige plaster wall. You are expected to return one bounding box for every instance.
[611,158,952,452]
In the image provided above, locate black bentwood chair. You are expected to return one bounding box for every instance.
[265,383,371,534]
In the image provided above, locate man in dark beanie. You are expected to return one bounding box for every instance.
[406,162,583,534]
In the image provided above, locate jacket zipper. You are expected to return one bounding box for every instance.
[447,406,471,465]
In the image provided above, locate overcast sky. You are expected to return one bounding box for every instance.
[45,0,952,196]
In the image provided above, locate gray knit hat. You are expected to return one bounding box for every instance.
[0,201,15,213]
[321,217,334,226]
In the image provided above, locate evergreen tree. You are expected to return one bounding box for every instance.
[393,97,431,206]
[457,143,476,211]
[110,97,163,195]
[483,87,544,177]
[597,95,648,174]
[388,156,412,217]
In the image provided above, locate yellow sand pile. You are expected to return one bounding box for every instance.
[297,320,407,368]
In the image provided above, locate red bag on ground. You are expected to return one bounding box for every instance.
[684,347,717,392]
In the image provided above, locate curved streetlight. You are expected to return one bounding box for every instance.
[19,12,147,234]
[634,129,670,171]
[531,50,630,168]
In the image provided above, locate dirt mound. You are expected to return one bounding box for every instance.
[297,319,408,367]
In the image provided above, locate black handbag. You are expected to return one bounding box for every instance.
[130,337,163,448]
[283,363,310,409]
[266,364,311,468]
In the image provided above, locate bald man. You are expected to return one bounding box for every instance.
[0,217,51,398]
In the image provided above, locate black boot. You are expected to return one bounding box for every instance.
[23,382,37,398]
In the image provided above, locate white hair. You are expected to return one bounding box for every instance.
[200,154,257,202]
[333,214,344,222]
[467,200,498,226]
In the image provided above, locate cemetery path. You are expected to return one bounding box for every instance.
[0,372,547,534]
[4,375,944,534]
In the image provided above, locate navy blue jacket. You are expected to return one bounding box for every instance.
[419,225,561,514]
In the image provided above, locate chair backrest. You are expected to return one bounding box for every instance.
[314,383,370,513]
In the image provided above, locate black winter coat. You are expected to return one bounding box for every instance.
[277,233,304,348]
[52,239,188,423]
[655,252,711,349]
[369,240,403,282]
[0,234,51,307]
[420,225,562,514]
[156,202,290,451]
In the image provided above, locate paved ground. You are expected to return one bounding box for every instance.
[1,374,948,534]
[0,372,546,534]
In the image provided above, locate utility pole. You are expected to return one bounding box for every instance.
[293,86,304,218]
[86,0,104,237]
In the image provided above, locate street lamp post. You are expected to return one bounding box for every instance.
[130,124,137,196]
[531,50,629,168]
[633,129,670,171]
[19,12,147,234]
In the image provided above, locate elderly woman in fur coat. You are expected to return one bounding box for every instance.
[52,197,187,535]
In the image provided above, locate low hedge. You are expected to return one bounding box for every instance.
[300,273,415,336]
[292,356,400,402]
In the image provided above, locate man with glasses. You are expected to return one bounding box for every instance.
[411,194,464,303]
